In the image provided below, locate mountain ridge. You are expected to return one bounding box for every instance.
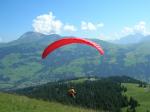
[113,33,150,44]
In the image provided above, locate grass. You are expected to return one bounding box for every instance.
[0,92,101,112]
[122,83,150,112]
[68,77,97,83]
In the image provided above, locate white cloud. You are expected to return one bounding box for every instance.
[32,12,78,34]
[81,21,104,31]
[64,24,77,32]
[97,23,104,28]
[121,21,150,36]
[31,12,150,41]
[121,27,134,35]
[134,21,147,34]
[32,12,63,34]
[98,33,107,40]
[0,36,2,42]
[98,33,120,41]
[81,21,96,31]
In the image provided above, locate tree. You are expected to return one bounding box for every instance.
[128,97,138,112]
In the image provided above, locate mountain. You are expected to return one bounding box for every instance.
[141,35,150,42]
[113,33,150,44]
[0,31,150,90]
[15,31,46,43]
[113,33,143,44]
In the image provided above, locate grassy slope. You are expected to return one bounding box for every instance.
[122,83,150,112]
[0,92,100,112]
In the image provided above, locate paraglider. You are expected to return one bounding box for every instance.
[42,37,104,99]
[42,37,104,59]
[68,87,77,98]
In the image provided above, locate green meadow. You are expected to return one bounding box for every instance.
[0,92,101,112]
[122,83,150,112]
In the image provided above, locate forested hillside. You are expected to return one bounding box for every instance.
[14,76,141,112]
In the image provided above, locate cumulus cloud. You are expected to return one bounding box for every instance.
[81,21,104,31]
[64,24,77,32]
[32,12,78,34]
[32,12,63,34]
[121,21,150,36]
[134,21,147,34]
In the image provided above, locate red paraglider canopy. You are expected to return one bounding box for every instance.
[42,37,104,59]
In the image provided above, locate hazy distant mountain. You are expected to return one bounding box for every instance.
[16,31,46,43]
[13,31,62,44]
[141,35,150,42]
[0,31,150,90]
[112,33,150,44]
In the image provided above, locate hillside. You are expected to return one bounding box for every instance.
[122,83,150,112]
[0,92,98,112]
[0,31,150,90]
[14,76,136,112]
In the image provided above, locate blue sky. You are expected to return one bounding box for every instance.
[0,0,150,42]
